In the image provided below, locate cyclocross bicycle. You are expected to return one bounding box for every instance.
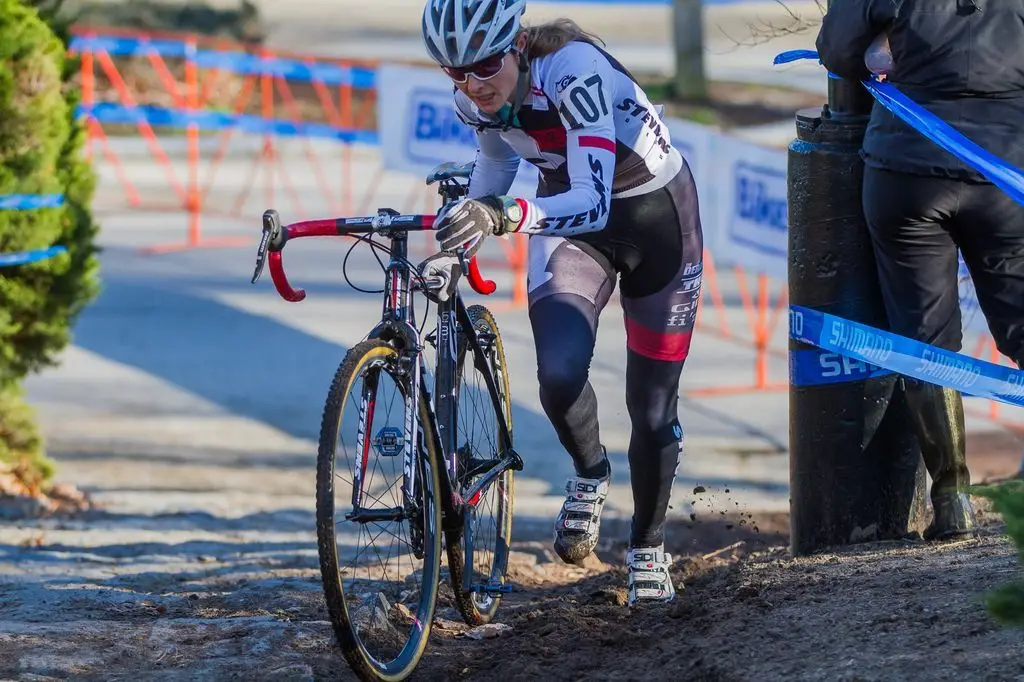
[250,161,522,682]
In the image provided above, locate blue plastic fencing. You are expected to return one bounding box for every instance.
[0,194,67,267]
[69,33,379,144]
[0,194,65,211]
[69,35,377,89]
[77,102,380,145]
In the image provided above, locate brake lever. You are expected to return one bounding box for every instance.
[252,209,283,284]
[252,226,271,285]
[454,247,470,277]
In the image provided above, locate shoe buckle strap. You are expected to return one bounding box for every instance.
[564,478,607,498]
[628,550,671,565]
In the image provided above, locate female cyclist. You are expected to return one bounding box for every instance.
[421,0,704,606]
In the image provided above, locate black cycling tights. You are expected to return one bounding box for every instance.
[530,292,684,549]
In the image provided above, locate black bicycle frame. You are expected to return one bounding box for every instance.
[364,224,517,529]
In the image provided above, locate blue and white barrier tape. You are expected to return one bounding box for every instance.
[773,50,1024,207]
[790,347,895,387]
[0,194,65,211]
[778,48,1024,395]
[76,103,380,145]
[790,305,1024,406]
[0,246,68,267]
[68,35,377,89]
[0,195,68,266]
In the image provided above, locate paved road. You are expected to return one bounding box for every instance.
[24,134,1016,525]
[24,135,799,527]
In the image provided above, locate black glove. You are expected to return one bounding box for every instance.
[434,195,508,259]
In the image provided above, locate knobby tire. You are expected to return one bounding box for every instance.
[315,339,443,682]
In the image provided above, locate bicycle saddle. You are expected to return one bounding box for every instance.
[426,161,475,185]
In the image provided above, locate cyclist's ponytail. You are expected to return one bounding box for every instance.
[523,18,605,59]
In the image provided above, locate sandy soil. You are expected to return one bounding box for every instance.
[3,378,1022,681]
[1,487,1021,682]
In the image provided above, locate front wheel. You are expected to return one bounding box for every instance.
[315,339,443,682]
[445,304,516,626]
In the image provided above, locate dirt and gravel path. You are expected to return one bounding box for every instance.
[2,408,1022,680]
[2,490,1021,681]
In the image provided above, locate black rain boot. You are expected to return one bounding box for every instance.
[903,380,978,541]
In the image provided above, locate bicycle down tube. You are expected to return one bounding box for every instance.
[432,293,517,507]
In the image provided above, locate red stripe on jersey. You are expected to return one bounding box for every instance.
[578,136,617,153]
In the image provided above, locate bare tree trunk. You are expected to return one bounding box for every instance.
[672,0,708,100]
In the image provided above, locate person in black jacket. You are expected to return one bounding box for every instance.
[816,0,1024,541]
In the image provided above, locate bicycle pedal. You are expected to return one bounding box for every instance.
[473,582,513,595]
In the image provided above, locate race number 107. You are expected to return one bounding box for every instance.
[558,74,609,130]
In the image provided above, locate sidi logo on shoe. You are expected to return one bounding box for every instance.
[575,481,598,494]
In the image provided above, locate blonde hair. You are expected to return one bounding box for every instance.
[523,18,605,59]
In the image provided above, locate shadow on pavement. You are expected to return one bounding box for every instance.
[70,273,559,457]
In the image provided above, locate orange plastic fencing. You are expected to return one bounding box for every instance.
[67,26,533,304]
[69,27,384,249]
[687,251,789,397]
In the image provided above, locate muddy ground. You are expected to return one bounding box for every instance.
[1,407,1022,682]
[1,487,1022,681]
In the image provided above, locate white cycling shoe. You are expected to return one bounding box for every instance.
[553,473,610,565]
[626,546,677,607]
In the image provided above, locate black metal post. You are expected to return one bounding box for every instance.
[787,26,928,555]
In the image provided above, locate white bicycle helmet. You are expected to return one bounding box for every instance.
[422,0,528,67]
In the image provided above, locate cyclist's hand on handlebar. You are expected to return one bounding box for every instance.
[418,252,461,302]
[435,195,512,259]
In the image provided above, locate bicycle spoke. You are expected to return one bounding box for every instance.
[445,306,515,625]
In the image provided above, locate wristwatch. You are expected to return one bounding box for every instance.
[498,196,524,235]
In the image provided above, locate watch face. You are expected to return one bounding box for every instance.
[503,198,523,227]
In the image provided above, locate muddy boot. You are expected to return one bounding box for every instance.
[626,546,676,607]
[903,380,978,541]
[553,466,610,565]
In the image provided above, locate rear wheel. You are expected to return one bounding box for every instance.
[316,339,442,682]
[445,305,515,625]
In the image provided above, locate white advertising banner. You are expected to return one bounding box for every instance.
[664,116,718,252]
[708,133,790,280]
[959,257,990,335]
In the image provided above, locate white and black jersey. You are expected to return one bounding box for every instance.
[454,39,684,236]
